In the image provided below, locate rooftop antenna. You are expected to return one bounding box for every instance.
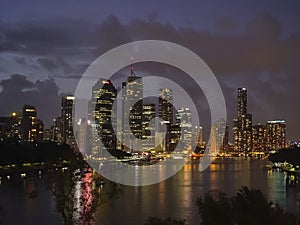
[130,56,136,77]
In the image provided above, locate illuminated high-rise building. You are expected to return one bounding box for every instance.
[94,80,117,150]
[266,120,286,151]
[142,104,156,151]
[237,87,247,118]
[61,96,75,147]
[252,124,267,152]
[75,118,89,154]
[88,79,117,155]
[193,125,203,149]
[158,88,174,152]
[122,67,143,152]
[168,124,181,152]
[35,119,44,142]
[21,105,37,142]
[210,119,227,154]
[0,112,22,141]
[233,88,252,152]
[50,116,63,144]
[177,108,192,150]
[159,88,173,124]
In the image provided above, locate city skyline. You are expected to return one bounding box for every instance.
[0,2,299,225]
[0,1,299,140]
[0,76,292,154]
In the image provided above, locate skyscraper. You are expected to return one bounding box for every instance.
[158,88,173,152]
[94,80,117,150]
[237,87,247,118]
[35,119,44,142]
[122,74,143,152]
[21,105,37,142]
[177,108,192,151]
[159,88,173,124]
[50,116,63,144]
[142,104,156,151]
[210,119,227,154]
[61,96,75,147]
[252,124,267,152]
[266,120,286,151]
[233,88,252,152]
[88,79,117,155]
[75,118,89,154]
[0,112,22,141]
[193,125,203,150]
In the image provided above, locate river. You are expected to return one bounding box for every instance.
[0,158,299,225]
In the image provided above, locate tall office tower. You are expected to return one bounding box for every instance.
[61,96,75,147]
[193,126,203,149]
[158,88,173,152]
[237,87,247,118]
[168,124,181,152]
[75,118,89,154]
[220,123,230,153]
[266,120,286,151]
[233,88,252,152]
[43,129,51,141]
[210,119,227,154]
[35,119,44,142]
[252,124,267,152]
[142,104,156,151]
[122,68,143,152]
[88,79,117,155]
[94,80,117,150]
[0,112,22,141]
[51,117,63,144]
[21,105,37,142]
[177,108,192,151]
[159,88,173,124]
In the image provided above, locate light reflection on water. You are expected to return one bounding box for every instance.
[0,159,299,225]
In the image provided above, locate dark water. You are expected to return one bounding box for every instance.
[0,159,299,225]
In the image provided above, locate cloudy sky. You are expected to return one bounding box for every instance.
[0,0,299,141]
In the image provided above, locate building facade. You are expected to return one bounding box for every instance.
[266,120,286,151]
[61,96,75,147]
[122,76,143,152]
[233,88,252,152]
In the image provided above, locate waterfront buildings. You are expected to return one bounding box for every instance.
[21,105,44,142]
[121,74,143,152]
[177,108,192,151]
[266,120,286,151]
[233,88,252,152]
[142,104,156,151]
[61,96,75,147]
[252,124,267,152]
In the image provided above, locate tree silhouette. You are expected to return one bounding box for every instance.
[0,205,3,225]
[47,167,122,225]
[196,187,299,225]
[145,217,185,225]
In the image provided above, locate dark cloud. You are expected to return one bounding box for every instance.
[214,16,236,31]
[147,12,159,22]
[246,13,282,37]
[94,16,132,54]
[92,14,300,76]
[0,13,300,139]
[0,75,62,127]
[37,57,73,74]
[0,18,96,55]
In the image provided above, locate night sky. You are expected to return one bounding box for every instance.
[0,0,299,140]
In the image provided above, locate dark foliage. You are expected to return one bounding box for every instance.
[269,147,300,166]
[145,217,185,225]
[0,140,83,166]
[196,187,299,225]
